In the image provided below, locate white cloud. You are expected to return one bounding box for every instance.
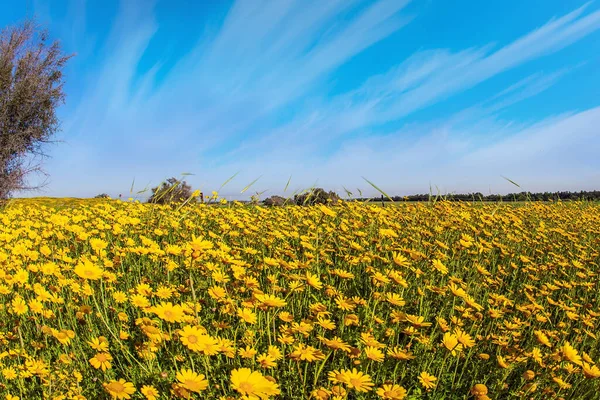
[204,106,600,199]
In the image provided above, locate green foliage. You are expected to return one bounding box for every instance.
[148,177,193,204]
[263,195,287,207]
[356,190,600,203]
[294,187,340,206]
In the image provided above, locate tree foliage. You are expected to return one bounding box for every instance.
[148,177,193,204]
[356,190,600,202]
[263,195,287,207]
[294,188,340,206]
[0,20,72,199]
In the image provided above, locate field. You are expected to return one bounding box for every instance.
[0,199,599,400]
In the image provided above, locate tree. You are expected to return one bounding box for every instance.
[263,195,288,207]
[0,20,72,199]
[148,177,193,204]
[294,188,340,206]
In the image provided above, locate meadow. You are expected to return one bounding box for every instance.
[0,198,599,399]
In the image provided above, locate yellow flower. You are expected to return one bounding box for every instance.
[231,368,280,398]
[470,384,488,397]
[178,325,203,351]
[442,332,462,355]
[306,272,323,289]
[89,238,108,254]
[89,352,113,371]
[320,336,351,353]
[74,259,104,280]
[189,236,213,258]
[267,345,283,361]
[152,302,185,323]
[255,293,287,308]
[140,385,159,400]
[103,379,136,399]
[311,387,332,400]
[328,369,347,384]
[155,285,174,299]
[2,367,18,380]
[534,330,552,347]
[278,311,294,322]
[52,329,75,345]
[385,293,406,307]
[11,297,28,315]
[522,370,536,380]
[317,316,336,330]
[176,368,209,393]
[88,336,109,351]
[552,376,572,389]
[376,384,407,399]
[561,341,583,366]
[179,326,219,355]
[335,296,356,311]
[364,347,385,362]
[418,371,437,390]
[318,204,337,218]
[237,308,257,324]
[497,355,509,369]
[208,286,227,300]
[340,368,374,392]
[404,314,431,328]
[239,346,258,359]
[392,253,410,267]
[583,362,600,379]
[431,259,448,275]
[289,343,326,362]
[257,354,278,368]
[130,294,150,308]
[454,327,476,348]
[344,314,360,326]
[112,291,128,303]
[387,347,415,361]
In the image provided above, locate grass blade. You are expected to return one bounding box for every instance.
[362,176,394,203]
[241,176,262,194]
[219,171,240,191]
[501,175,521,188]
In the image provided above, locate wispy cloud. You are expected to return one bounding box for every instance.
[236,4,600,153]
[30,1,600,198]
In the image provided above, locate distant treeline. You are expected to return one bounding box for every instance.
[355,190,600,202]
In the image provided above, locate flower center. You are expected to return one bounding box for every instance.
[185,379,201,391]
[187,335,198,344]
[350,378,363,388]
[107,382,125,393]
[238,382,254,394]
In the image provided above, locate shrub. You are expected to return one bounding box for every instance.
[94,193,110,199]
[148,177,193,204]
[294,188,340,206]
[263,195,288,207]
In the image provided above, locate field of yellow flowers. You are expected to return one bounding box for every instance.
[1,198,599,400]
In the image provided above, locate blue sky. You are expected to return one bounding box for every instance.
[3,0,600,199]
